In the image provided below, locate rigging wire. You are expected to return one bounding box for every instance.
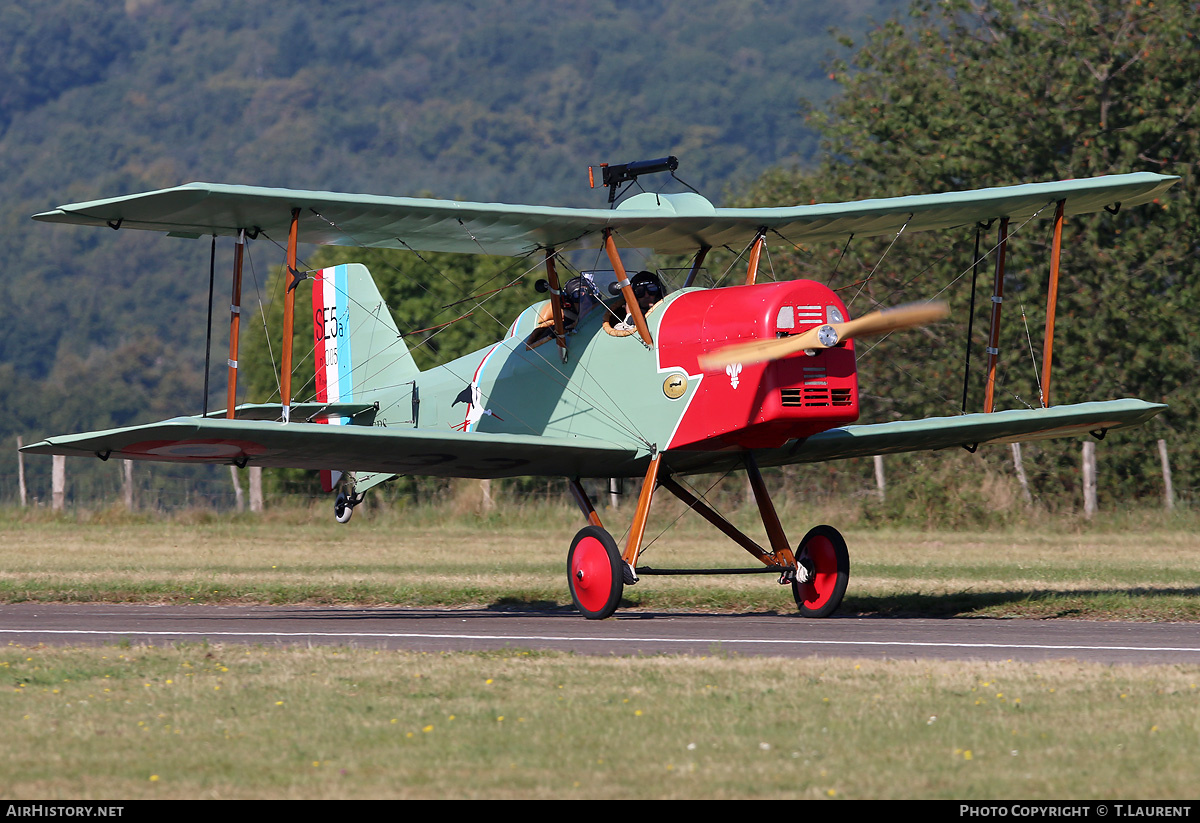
[828,232,854,287]
[960,224,983,413]
[202,234,216,416]
[846,214,911,309]
[1019,299,1045,408]
[635,468,738,560]
[852,200,1061,415]
[712,235,760,287]
[244,236,281,403]
[300,212,652,447]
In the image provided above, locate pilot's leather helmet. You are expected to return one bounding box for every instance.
[630,271,663,299]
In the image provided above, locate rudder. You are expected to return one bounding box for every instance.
[312,263,418,491]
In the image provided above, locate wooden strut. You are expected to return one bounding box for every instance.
[657,475,776,566]
[573,458,800,580]
[1041,200,1065,408]
[544,248,568,362]
[226,229,245,419]
[627,465,799,575]
[568,479,604,529]
[743,452,797,569]
[683,245,710,288]
[983,217,1009,414]
[743,230,766,286]
[602,229,653,346]
[280,208,300,422]
[622,452,662,570]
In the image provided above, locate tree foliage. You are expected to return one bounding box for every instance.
[4,0,906,504]
[741,0,1200,505]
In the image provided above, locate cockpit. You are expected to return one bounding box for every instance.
[525,268,675,349]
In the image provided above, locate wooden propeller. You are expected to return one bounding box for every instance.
[698,301,949,372]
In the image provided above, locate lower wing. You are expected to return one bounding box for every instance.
[20,417,645,479]
[21,399,1164,478]
[663,399,1166,474]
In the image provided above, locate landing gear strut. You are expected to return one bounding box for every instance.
[564,453,851,619]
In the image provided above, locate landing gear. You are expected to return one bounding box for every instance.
[334,490,363,524]
[567,526,624,620]
[563,459,851,620]
[792,525,850,618]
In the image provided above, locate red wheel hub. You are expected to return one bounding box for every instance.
[571,536,615,614]
[797,534,837,609]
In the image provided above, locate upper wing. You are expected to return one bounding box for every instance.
[20,416,646,479]
[33,173,1178,256]
[662,399,1167,475]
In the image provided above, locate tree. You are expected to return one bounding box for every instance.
[741,0,1200,505]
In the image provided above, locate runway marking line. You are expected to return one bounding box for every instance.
[1,628,1199,654]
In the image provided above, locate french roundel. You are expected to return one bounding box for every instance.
[122,439,268,460]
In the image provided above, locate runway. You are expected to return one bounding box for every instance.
[2,603,1199,664]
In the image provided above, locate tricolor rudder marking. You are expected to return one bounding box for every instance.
[313,265,353,491]
[313,265,354,410]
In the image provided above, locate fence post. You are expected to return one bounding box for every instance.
[229,466,245,512]
[873,455,886,501]
[1082,440,1097,519]
[123,460,134,511]
[52,455,65,511]
[249,466,263,512]
[1158,439,1174,512]
[1010,443,1033,505]
[17,437,26,507]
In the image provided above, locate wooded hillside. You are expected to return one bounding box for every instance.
[1,0,898,503]
[7,0,1193,515]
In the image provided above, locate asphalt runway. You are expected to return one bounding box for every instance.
[3,603,1200,664]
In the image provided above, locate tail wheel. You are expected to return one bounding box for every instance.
[334,491,361,524]
[792,525,849,618]
[567,526,624,620]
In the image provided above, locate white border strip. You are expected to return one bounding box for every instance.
[1,629,1198,654]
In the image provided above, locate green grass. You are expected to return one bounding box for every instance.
[1,502,1198,619]
[2,505,1199,799]
[3,644,1198,799]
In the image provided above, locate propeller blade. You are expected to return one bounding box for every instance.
[698,301,948,371]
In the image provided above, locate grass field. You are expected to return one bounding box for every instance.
[1,502,1198,798]
[4,645,1199,799]
[2,501,1198,620]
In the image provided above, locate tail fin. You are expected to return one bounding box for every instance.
[313,263,418,491]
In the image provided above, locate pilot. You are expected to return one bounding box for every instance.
[526,276,585,350]
[611,271,665,332]
[630,270,664,313]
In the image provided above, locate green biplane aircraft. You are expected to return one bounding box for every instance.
[24,159,1178,618]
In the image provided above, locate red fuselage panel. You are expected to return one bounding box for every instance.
[658,281,859,450]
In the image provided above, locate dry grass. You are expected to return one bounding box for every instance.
[3,644,1198,799]
[2,502,1199,618]
[3,506,1199,799]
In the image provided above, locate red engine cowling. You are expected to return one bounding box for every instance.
[658,280,859,450]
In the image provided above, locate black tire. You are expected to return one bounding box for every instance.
[334,492,353,524]
[791,525,849,618]
[567,526,624,620]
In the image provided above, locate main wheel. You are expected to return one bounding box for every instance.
[791,525,849,618]
[567,526,624,620]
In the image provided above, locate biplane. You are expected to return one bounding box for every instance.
[24,159,1178,618]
